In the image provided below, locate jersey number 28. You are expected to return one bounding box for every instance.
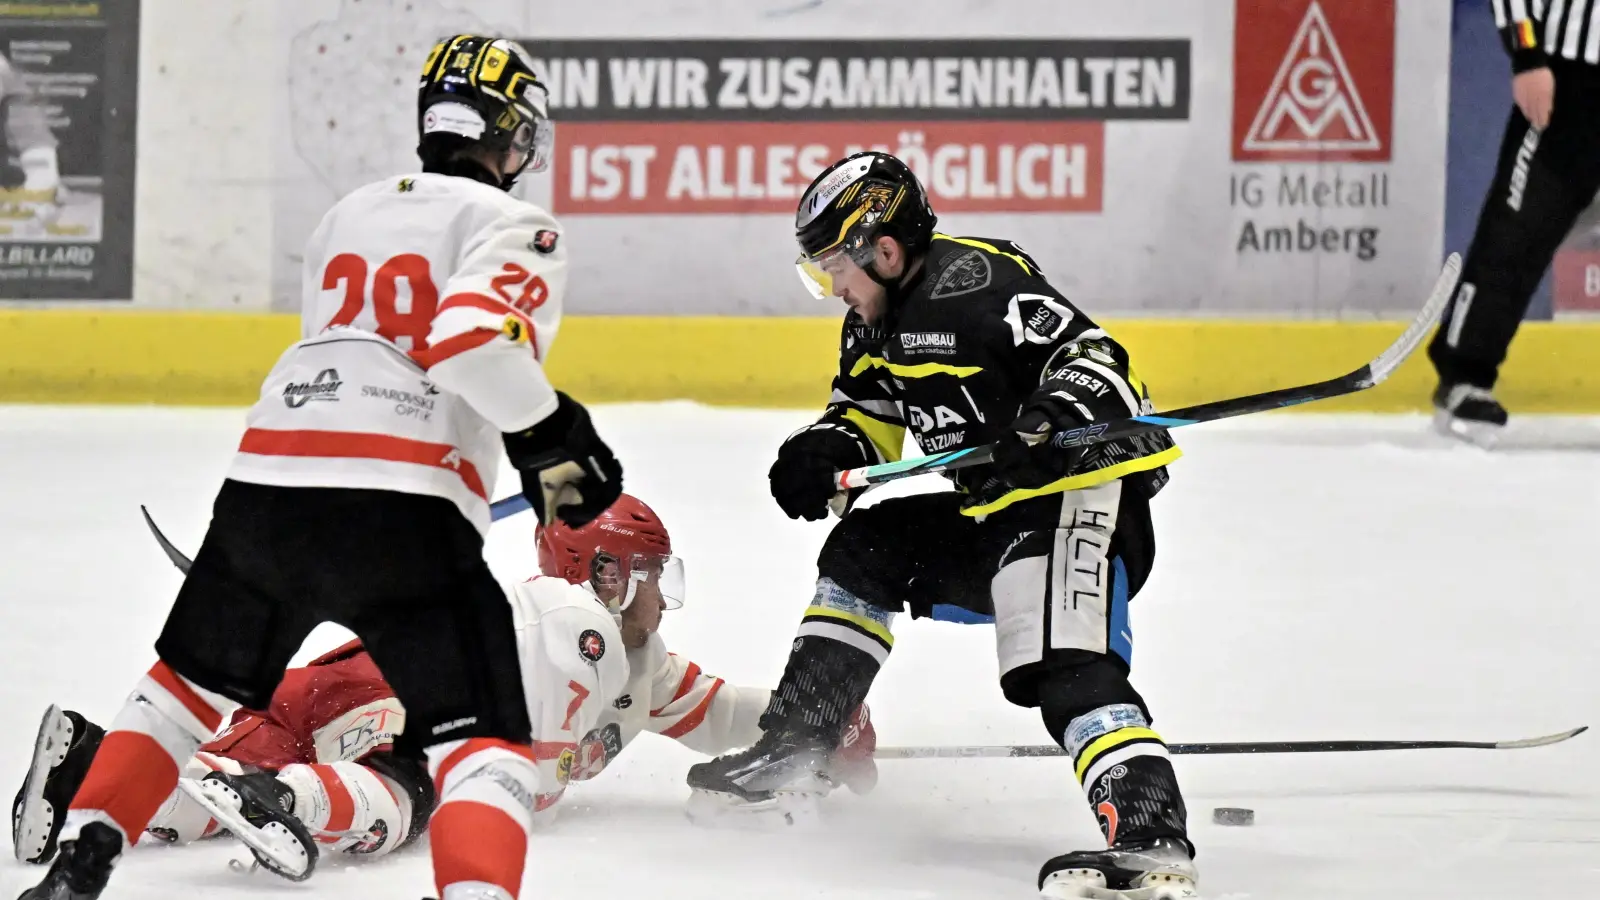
[324,253,551,350]
[324,253,438,350]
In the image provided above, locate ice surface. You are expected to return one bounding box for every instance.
[1,404,1597,900]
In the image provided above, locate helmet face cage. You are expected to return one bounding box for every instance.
[589,551,685,612]
[419,35,555,176]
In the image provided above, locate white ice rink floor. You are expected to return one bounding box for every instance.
[1,403,1598,900]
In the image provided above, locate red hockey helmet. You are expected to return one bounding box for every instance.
[536,493,684,611]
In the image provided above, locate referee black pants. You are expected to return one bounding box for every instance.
[1429,63,1600,390]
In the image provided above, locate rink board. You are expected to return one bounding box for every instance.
[2,310,1599,411]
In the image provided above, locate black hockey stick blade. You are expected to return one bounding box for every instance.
[837,253,1462,489]
[140,505,193,575]
[873,725,1587,759]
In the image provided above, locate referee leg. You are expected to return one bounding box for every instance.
[1430,95,1600,392]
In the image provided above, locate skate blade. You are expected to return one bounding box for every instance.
[1041,872,1199,900]
[177,778,317,882]
[1432,410,1501,449]
[684,787,822,831]
[13,704,71,864]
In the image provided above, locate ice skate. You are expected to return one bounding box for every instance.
[684,729,836,828]
[1038,837,1199,900]
[15,821,122,900]
[12,705,105,864]
[1432,382,1507,448]
[179,771,317,882]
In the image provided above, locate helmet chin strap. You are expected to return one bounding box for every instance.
[864,251,923,318]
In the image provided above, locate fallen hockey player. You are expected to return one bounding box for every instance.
[13,493,875,884]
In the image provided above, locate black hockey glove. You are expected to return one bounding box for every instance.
[991,385,1095,490]
[503,391,623,528]
[769,422,872,521]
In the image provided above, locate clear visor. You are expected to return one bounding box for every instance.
[595,552,685,611]
[510,117,555,174]
[795,241,874,300]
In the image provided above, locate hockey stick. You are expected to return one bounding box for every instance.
[140,505,194,575]
[490,493,531,520]
[834,253,1463,490]
[874,725,1588,759]
[141,495,529,576]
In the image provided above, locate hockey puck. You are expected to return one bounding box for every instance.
[1211,807,1255,826]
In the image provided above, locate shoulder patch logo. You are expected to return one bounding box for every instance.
[501,315,529,344]
[930,250,992,299]
[531,229,559,254]
[1004,293,1075,346]
[578,629,606,662]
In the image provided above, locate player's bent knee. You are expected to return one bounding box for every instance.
[426,738,541,835]
[816,508,893,598]
[1034,656,1150,744]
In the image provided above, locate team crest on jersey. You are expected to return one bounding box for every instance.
[556,747,576,784]
[531,230,559,254]
[397,178,416,193]
[929,250,992,299]
[578,629,606,662]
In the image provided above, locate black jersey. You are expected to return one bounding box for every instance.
[817,233,1179,517]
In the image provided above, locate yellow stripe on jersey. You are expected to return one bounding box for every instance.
[803,606,895,647]
[849,354,983,380]
[932,234,1034,275]
[1074,727,1163,782]
[843,407,906,463]
[1126,364,1148,402]
[962,445,1183,518]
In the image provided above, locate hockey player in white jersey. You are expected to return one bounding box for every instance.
[19,34,622,900]
[14,494,875,877]
[516,494,878,817]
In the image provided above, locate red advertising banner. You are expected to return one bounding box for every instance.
[554,120,1104,215]
[1233,0,1394,162]
[1553,244,1600,314]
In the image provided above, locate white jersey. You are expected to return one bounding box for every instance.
[227,172,567,534]
[506,576,767,819]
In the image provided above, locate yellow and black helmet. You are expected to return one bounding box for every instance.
[794,151,937,298]
[417,34,553,186]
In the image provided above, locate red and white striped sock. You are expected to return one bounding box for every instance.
[62,661,233,847]
[427,738,541,900]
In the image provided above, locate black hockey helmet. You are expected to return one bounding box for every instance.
[417,34,553,189]
[794,151,937,299]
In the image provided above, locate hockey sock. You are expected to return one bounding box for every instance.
[760,578,894,741]
[1064,704,1189,850]
[64,661,234,847]
[427,737,539,900]
[276,761,417,856]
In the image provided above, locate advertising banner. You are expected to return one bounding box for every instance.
[268,0,1448,316]
[0,0,136,300]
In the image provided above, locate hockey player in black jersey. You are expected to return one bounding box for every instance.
[686,152,1197,900]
